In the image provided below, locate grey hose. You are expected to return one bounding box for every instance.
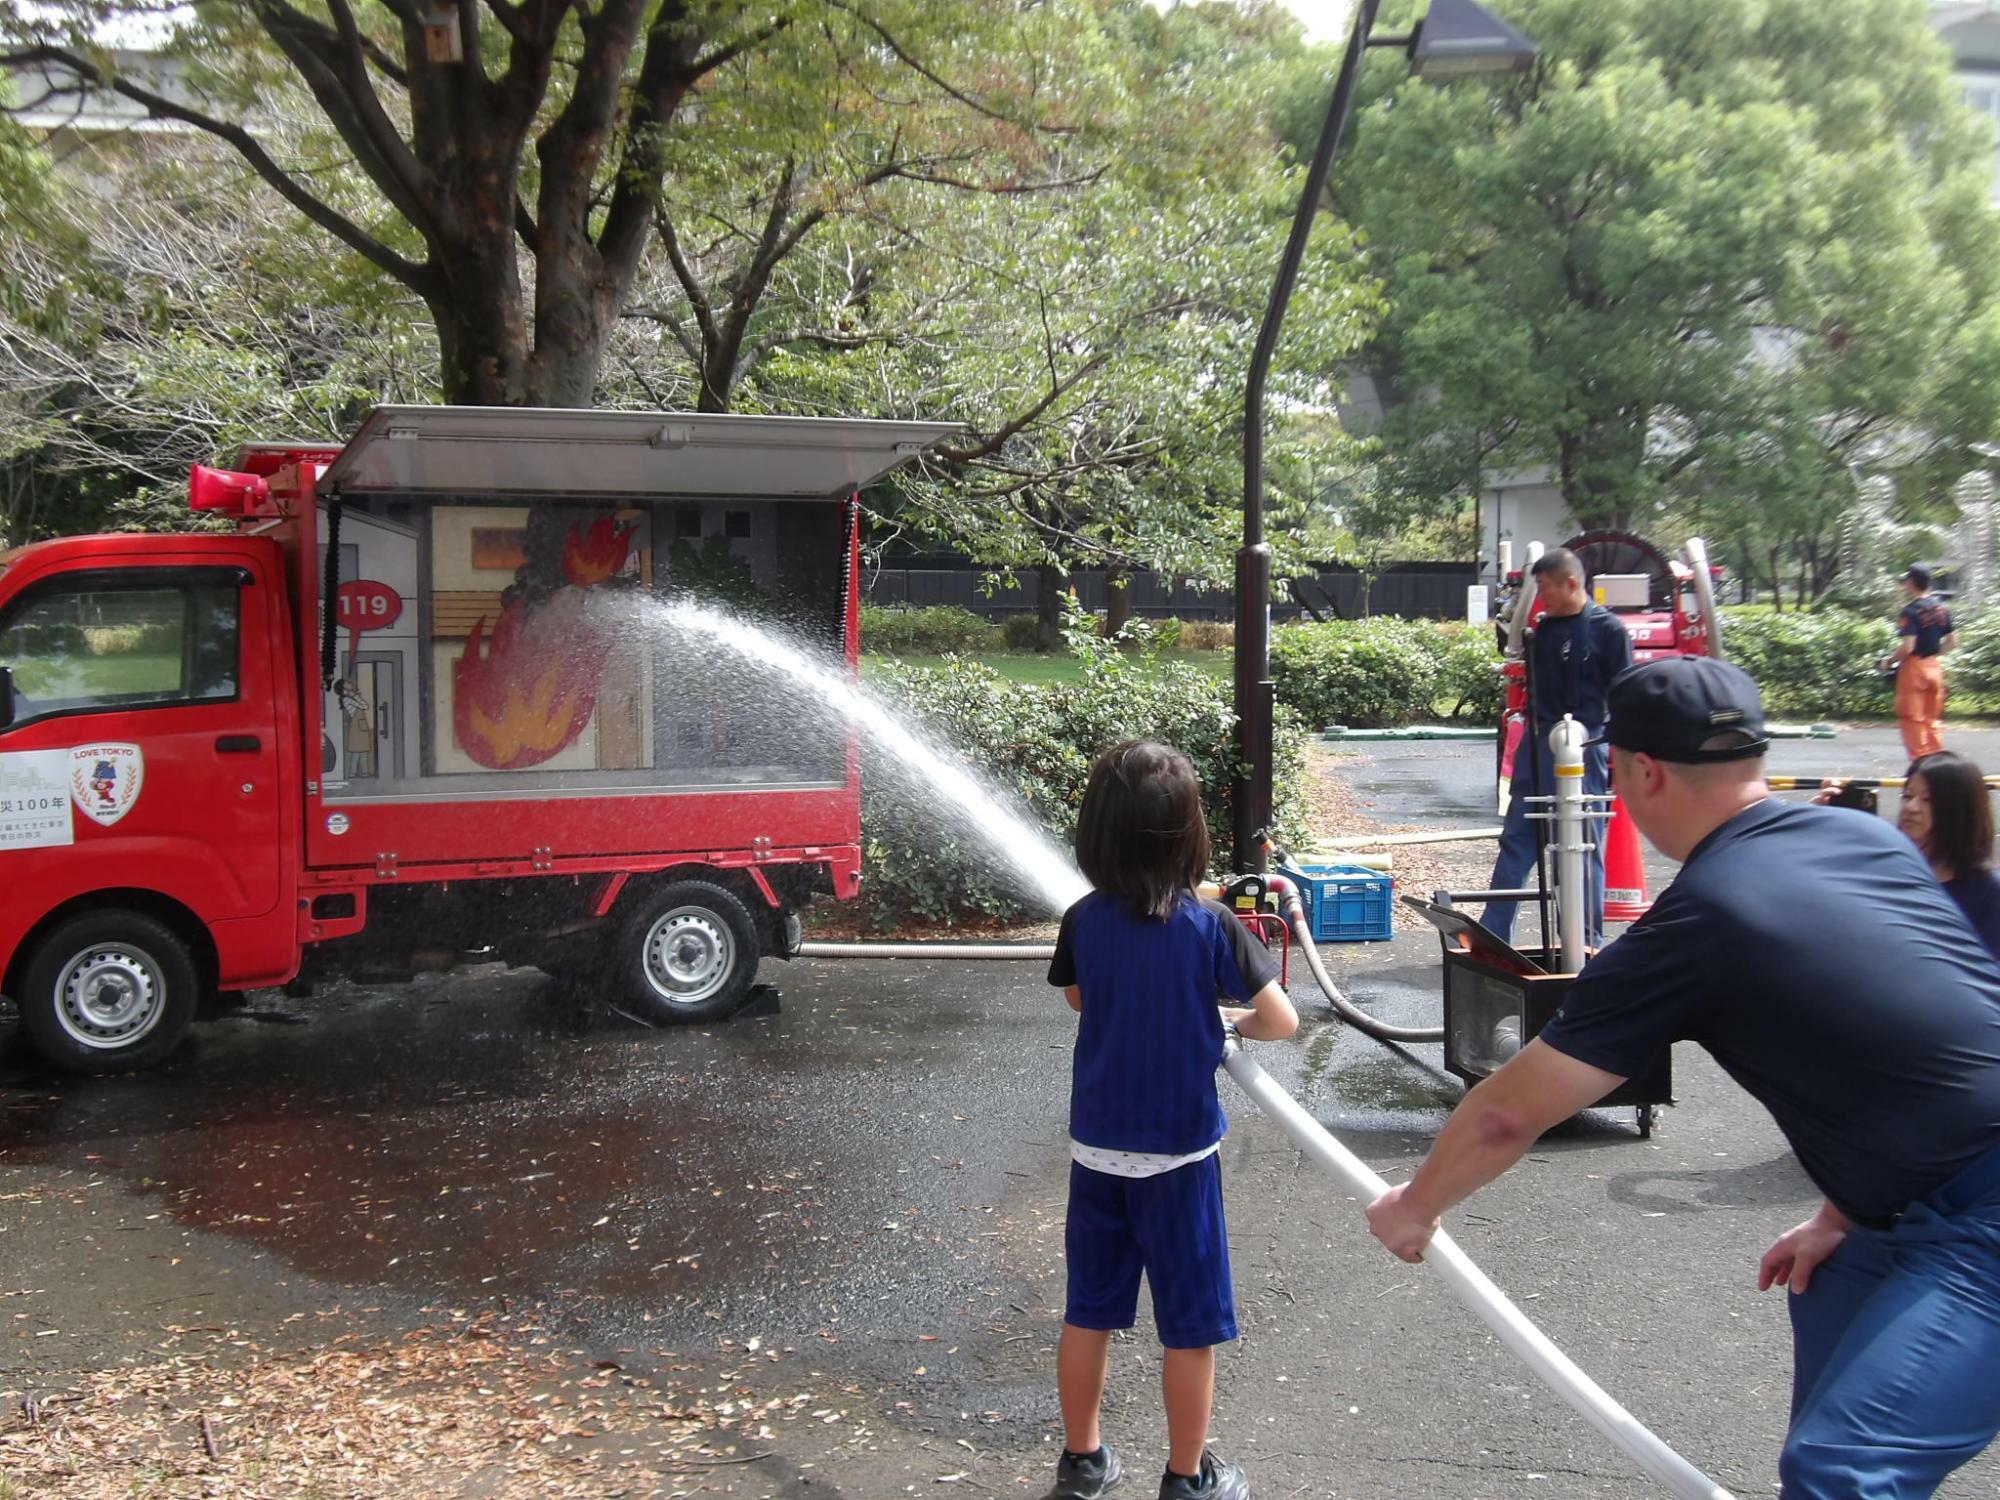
[802,895,1446,1044]
[1280,888,1445,1043]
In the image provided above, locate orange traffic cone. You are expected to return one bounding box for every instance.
[1602,792,1652,922]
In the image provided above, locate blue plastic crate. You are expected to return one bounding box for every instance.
[1280,861,1394,943]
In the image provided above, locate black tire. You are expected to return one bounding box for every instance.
[1636,1104,1656,1139]
[18,911,200,1074]
[617,880,760,1023]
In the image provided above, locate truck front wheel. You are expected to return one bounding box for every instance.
[621,881,760,1023]
[19,911,200,1074]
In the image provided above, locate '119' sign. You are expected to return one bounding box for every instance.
[336,580,402,630]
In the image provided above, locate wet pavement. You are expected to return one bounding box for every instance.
[6,724,2000,1496]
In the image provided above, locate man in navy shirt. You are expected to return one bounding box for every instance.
[1369,656,2000,1497]
[1483,548,1632,947]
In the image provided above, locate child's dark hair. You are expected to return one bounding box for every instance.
[1075,739,1211,920]
[1909,751,1994,876]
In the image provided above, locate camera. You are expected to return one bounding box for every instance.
[1826,783,1879,815]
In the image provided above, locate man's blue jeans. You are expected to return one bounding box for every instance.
[1480,737,1607,948]
[1780,1142,2000,1497]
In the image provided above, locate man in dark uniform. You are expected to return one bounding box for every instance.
[1482,548,1632,946]
[1894,564,1957,760]
[1369,657,2000,1497]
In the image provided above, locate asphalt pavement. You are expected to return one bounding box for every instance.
[5,723,2000,1497]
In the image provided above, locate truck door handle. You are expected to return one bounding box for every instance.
[215,735,261,753]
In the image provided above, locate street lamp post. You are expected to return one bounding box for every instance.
[1232,0,1539,875]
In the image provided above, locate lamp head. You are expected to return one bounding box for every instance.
[1409,0,1540,79]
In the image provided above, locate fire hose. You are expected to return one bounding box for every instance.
[796,936,1729,1494]
[1224,1039,1736,1500]
[1270,875,1445,1043]
[799,883,1442,1042]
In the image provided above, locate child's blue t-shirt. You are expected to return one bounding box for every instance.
[1048,892,1282,1155]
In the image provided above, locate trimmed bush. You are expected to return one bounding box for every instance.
[1719,608,1896,718]
[1948,609,2000,702]
[1269,617,1445,729]
[1000,613,1043,650]
[1157,617,1235,651]
[1432,623,1505,721]
[859,603,993,656]
[858,633,1311,929]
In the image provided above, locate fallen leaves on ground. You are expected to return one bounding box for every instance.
[1,1311,823,1498]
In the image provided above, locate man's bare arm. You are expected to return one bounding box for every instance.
[1367,1039,1626,1261]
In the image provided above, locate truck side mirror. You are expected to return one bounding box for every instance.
[0,665,12,729]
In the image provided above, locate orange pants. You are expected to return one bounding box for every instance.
[1897,654,1947,760]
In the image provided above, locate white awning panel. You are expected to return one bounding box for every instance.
[318,406,962,500]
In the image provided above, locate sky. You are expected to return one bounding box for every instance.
[1273,0,1362,43]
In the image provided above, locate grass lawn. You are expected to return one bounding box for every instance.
[863,650,1231,685]
[13,653,181,699]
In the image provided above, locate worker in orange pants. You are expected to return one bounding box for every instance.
[1893,566,1956,761]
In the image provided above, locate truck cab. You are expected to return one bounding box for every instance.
[0,406,956,1072]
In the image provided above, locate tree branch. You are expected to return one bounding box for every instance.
[1,45,432,291]
[688,17,792,79]
[885,165,1106,194]
[822,0,1077,136]
[654,206,720,347]
[935,351,1111,464]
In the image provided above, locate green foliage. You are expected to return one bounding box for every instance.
[665,535,764,611]
[1332,0,2000,600]
[1156,617,1236,651]
[1946,610,2000,702]
[858,595,1310,928]
[1432,623,1506,722]
[1719,608,1896,717]
[1269,617,1465,728]
[859,603,994,656]
[1000,614,1044,651]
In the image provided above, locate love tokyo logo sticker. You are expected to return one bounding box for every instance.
[69,743,145,827]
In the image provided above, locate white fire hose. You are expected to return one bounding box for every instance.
[1223,1041,1736,1500]
[798,941,1056,960]
[803,894,1730,1491]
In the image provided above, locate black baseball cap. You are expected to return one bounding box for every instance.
[1590,656,1768,763]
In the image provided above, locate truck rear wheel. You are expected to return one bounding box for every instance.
[620,880,760,1023]
[19,911,200,1074]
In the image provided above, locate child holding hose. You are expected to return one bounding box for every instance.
[1048,739,1298,1500]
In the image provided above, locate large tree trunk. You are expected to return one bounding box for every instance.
[1557,420,1646,531]
[1036,563,1065,652]
[1104,568,1133,639]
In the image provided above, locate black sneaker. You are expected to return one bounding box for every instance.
[1157,1449,1250,1500]
[1052,1442,1124,1499]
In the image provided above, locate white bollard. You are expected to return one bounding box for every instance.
[1550,714,1591,975]
[1223,1045,1737,1500]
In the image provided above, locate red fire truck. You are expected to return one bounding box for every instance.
[0,405,956,1073]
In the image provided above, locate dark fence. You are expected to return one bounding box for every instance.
[864,558,1478,622]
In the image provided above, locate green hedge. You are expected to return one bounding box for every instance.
[858,628,1311,928]
[1269,617,1501,729]
[1719,609,1896,718]
[1947,610,2000,702]
[858,603,994,656]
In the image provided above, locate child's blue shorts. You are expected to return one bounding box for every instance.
[1064,1154,1237,1350]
